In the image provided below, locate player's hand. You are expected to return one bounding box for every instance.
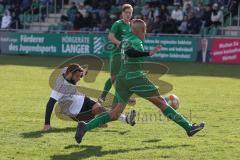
[149,45,161,56]
[83,67,88,76]
[43,124,51,131]
[116,41,121,48]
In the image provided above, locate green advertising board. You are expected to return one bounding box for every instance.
[0,32,93,56]
[0,32,197,61]
[144,36,197,61]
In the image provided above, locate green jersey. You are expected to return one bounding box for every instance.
[110,19,131,41]
[109,19,131,75]
[118,33,145,79]
[114,33,158,104]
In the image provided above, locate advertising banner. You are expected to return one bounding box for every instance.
[144,36,197,61]
[0,31,198,62]
[210,38,240,64]
[0,32,93,56]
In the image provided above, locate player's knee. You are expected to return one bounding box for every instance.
[149,96,161,105]
[109,111,120,121]
[96,105,106,112]
[92,104,106,115]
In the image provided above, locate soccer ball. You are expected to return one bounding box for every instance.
[165,94,180,110]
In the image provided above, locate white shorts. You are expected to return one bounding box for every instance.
[50,90,85,115]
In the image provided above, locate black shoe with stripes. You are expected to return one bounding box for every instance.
[187,122,205,137]
[75,121,87,144]
[126,110,137,126]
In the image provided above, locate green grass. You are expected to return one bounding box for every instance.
[0,55,240,160]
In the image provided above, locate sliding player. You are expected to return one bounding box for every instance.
[43,63,136,131]
[75,19,205,144]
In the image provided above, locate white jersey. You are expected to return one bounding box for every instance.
[51,67,77,96]
[50,67,85,115]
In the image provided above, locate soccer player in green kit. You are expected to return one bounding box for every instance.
[75,19,205,144]
[98,4,135,104]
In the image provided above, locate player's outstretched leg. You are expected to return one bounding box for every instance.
[91,102,136,126]
[75,112,111,144]
[148,95,205,137]
[75,106,135,144]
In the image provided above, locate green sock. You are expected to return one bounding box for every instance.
[85,112,111,131]
[101,78,113,99]
[163,106,192,132]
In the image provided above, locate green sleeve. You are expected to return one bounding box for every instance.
[110,22,119,35]
[131,40,144,52]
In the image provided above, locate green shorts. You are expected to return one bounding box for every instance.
[110,53,121,76]
[113,75,158,104]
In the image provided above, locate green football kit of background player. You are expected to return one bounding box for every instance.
[110,19,131,76]
[99,4,133,102]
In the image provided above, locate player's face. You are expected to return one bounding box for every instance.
[71,71,82,84]
[131,22,146,40]
[122,8,132,21]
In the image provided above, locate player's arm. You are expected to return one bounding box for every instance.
[43,97,57,131]
[43,68,67,131]
[125,48,149,57]
[125,46,161,57]
[108,22,121,46]
[108,33,121,46]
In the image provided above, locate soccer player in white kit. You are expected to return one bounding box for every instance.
[43,63,136,131]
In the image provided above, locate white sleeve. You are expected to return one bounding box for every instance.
[179,11,183,21]
[50,90,64,101]
[211,13,215,21]
[171,11,175,20]
[6,18,11,27]
[217,11,223,22]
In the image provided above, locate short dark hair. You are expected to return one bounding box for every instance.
[122,4,133,12]
[66,63,84,74]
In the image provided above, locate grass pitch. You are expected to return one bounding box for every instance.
[0,55,239,160]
